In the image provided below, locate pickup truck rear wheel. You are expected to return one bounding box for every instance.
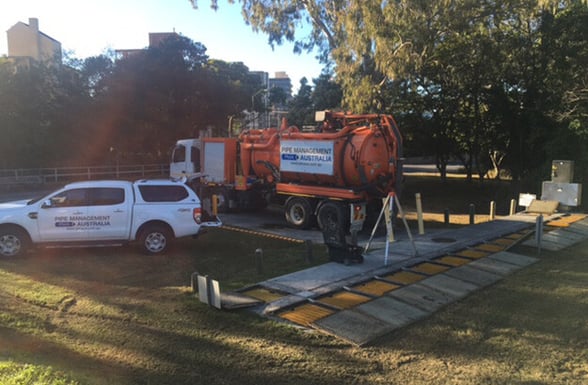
[139,225,172,255]
[0,227,29,258]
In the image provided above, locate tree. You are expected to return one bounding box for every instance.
[191,0,587,185]
[287,77,313,127]
[311,72,342,111]
[0,60,91,168]
[87,34,263,162]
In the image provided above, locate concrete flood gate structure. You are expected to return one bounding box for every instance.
[223,213,588,346]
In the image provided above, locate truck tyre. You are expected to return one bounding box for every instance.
[317,202,347,233]
[285,197,313,229]
[139,225,172,255]
[0,227,30,258]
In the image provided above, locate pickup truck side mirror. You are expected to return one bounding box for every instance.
[41,199,53,209]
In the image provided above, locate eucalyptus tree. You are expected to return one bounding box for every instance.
[190,0,586,182]
[311,72,342,112]
[287,77,314,127]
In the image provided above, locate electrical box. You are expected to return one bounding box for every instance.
[541,182,582,207]
[551,160,574,183]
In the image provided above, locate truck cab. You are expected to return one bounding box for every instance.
[170,139,201,179]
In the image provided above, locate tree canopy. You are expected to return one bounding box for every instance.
[192,0,587,187]
[0,34,263,168]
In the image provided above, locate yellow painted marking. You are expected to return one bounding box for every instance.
[454,249,490,259]
[548,214,587,227]
[317,291,372,309]
[383,271,426,284]
[474,243,506,253]
[351,280,400,296]
[435,255,471,266]
[410,262,451,275]
[241,288,284,303]
[221,225,304,243]
[505,232,527,240]
[279,303,335,326]
[492,238,517,246]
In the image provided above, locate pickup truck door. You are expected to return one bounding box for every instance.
[36,187,131,242]
[36,188,90,241]
[85,187,131,240]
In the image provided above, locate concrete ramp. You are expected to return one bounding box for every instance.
[235,214,588,346]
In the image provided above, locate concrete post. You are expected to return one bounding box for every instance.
[509,199,517,216]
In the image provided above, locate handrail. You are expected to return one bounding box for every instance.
[0,164,170,188]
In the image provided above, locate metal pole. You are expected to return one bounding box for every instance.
[394,194,419,257]
[535,215,543,255]
[364,194,390,254]
[255,248,264,274]
[489,201,496,221]
[469,204,476,225]
[444,208,450,225]
[384,195,395,265]
[415,193,425,235]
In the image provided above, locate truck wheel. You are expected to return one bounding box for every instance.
[139,225,172,254]
[285,197,313,229]
[317,202,347,233]
[0,227,29,258]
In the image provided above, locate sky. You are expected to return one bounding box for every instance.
[0,0,325,90]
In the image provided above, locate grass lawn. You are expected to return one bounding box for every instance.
[0,176,586,384]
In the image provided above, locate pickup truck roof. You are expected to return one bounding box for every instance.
[60,179,187,189]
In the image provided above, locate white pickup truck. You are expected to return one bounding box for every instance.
[0,179,221,257]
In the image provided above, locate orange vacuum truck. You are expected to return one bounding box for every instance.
[170,111,403,235]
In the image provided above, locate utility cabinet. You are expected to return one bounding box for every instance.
[551,160,574,183]
[541,160,582,209]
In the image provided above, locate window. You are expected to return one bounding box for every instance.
[89,188,125,206]
[138,185,189,202]
[172,146,185,163]
[50,188,89,207]
[191,146,201,173]
[48,187,126,207]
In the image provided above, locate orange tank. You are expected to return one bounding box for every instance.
[238,112,402,198]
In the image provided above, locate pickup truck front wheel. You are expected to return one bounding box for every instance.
[139,225,172,255]
[0,227,29,258]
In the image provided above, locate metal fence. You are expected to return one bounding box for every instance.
[0,164,170,189]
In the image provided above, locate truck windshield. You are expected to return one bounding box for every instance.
[172,145,185,163]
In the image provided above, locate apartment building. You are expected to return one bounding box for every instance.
[6,18,62,66]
